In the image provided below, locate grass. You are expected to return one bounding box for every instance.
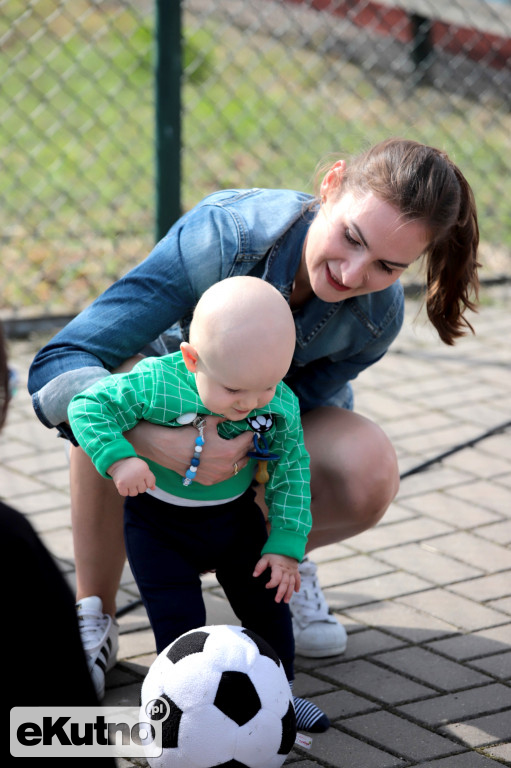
[1,0,510,314]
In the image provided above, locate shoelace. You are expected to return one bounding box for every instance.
[292,561,330,621]
[77,610,108,651]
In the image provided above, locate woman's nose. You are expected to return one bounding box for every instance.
[341,256,368,288]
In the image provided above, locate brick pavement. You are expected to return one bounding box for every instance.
[3,284,511,766]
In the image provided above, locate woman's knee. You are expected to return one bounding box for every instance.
[302,407,399,534]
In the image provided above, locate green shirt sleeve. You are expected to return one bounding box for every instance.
[258,384,312,562]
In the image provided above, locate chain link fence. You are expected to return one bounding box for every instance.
[2,0,511,322]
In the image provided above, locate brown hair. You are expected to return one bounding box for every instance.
[319,138,480,345]
[0,323,9,430]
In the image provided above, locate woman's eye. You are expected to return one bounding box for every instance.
[379,261,394,275]
[344,228,360,246]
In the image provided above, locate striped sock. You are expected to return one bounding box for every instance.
[289,681,330,733]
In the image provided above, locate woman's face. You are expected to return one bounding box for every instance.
[300,162,430,303]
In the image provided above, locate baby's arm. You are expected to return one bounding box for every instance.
[107,457,156,497]
[253,554,301,604]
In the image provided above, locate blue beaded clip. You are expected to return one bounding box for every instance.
[182,416,206,486]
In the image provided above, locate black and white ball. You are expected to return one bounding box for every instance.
[140,624,296,768]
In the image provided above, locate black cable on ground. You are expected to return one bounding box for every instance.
[400,418,511,479]
[116,598,144,618]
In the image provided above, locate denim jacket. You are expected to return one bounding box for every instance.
[28,188,404,440]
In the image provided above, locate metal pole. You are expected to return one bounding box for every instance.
[409,13,434,85]
[155,0,182,242]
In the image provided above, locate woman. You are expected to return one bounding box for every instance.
[28,138,480,699]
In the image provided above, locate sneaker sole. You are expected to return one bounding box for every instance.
[295,642,347,658]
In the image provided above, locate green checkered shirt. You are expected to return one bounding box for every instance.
[68,354,311,561]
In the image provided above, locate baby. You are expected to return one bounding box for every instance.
[68,276,329,733]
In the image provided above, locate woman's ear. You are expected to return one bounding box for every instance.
[180,342,199,372]
[320,159,346,199]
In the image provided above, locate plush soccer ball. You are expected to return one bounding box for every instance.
[140,624,296,768]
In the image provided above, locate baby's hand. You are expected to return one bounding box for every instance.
[107,457,156,497]
[253,554,301,604]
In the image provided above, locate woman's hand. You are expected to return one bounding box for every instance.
[125,416,254,485]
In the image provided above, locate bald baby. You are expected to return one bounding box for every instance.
[180,277,296,420]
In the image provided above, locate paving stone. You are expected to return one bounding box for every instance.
[0,464,48,496]
[9,488,70,514]
[483,742,511,762]
[397,589,510,632]
[342,710,464,761]
[337,628,407,659]
[314,554,392,586]
[321,659,435,704]
[424,531,511,572]
[375,543,483,584]
[374,646,493,691]
[6,451,68,474]
[312,689,379,721]
[305,726,406,768]
[400,491,500,528]
[445,448,511,479]
[308,542,355,561]
[323,571,432,609]
[27,508,72,533]
[467,650,511,680]
[118,629,157,659]
[488,596,511,616]
[103,681,143,708]
[350,517,454,552]
[441,710,511,747]
[397,424,484,457]
[292,671,335,697]
[397,466,475,497]
[426,625,511,660]
[397,683,511,725]
[448,571,511,602]
[448,480,511,515]
[414,751,506,766]
[477,519,511,545]
[37,527,75,560]
[345,599,458,642]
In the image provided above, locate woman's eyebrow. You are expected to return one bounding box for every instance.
[351,223,368,248]
[382,259,411,269]
[352,222,411,269]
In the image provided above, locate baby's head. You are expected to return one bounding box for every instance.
[180,276,296,420]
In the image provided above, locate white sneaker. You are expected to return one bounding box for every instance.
[76,596,119,701]
[290,557,347,658]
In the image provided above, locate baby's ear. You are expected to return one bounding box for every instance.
[180,342,199,372]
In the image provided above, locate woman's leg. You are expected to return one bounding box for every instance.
[302,406,400,550]
[70,444,126,617]
[70,445,125,699]
[288,406,400,657]
[71,354,142,615]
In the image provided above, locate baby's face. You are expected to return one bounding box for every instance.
[194,353,283,421]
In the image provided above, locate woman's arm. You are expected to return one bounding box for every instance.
[126,417,254,486]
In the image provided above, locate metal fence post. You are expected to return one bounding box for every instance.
[155,0,182,242]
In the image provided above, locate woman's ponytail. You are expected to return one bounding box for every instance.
[425,164,480,345]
